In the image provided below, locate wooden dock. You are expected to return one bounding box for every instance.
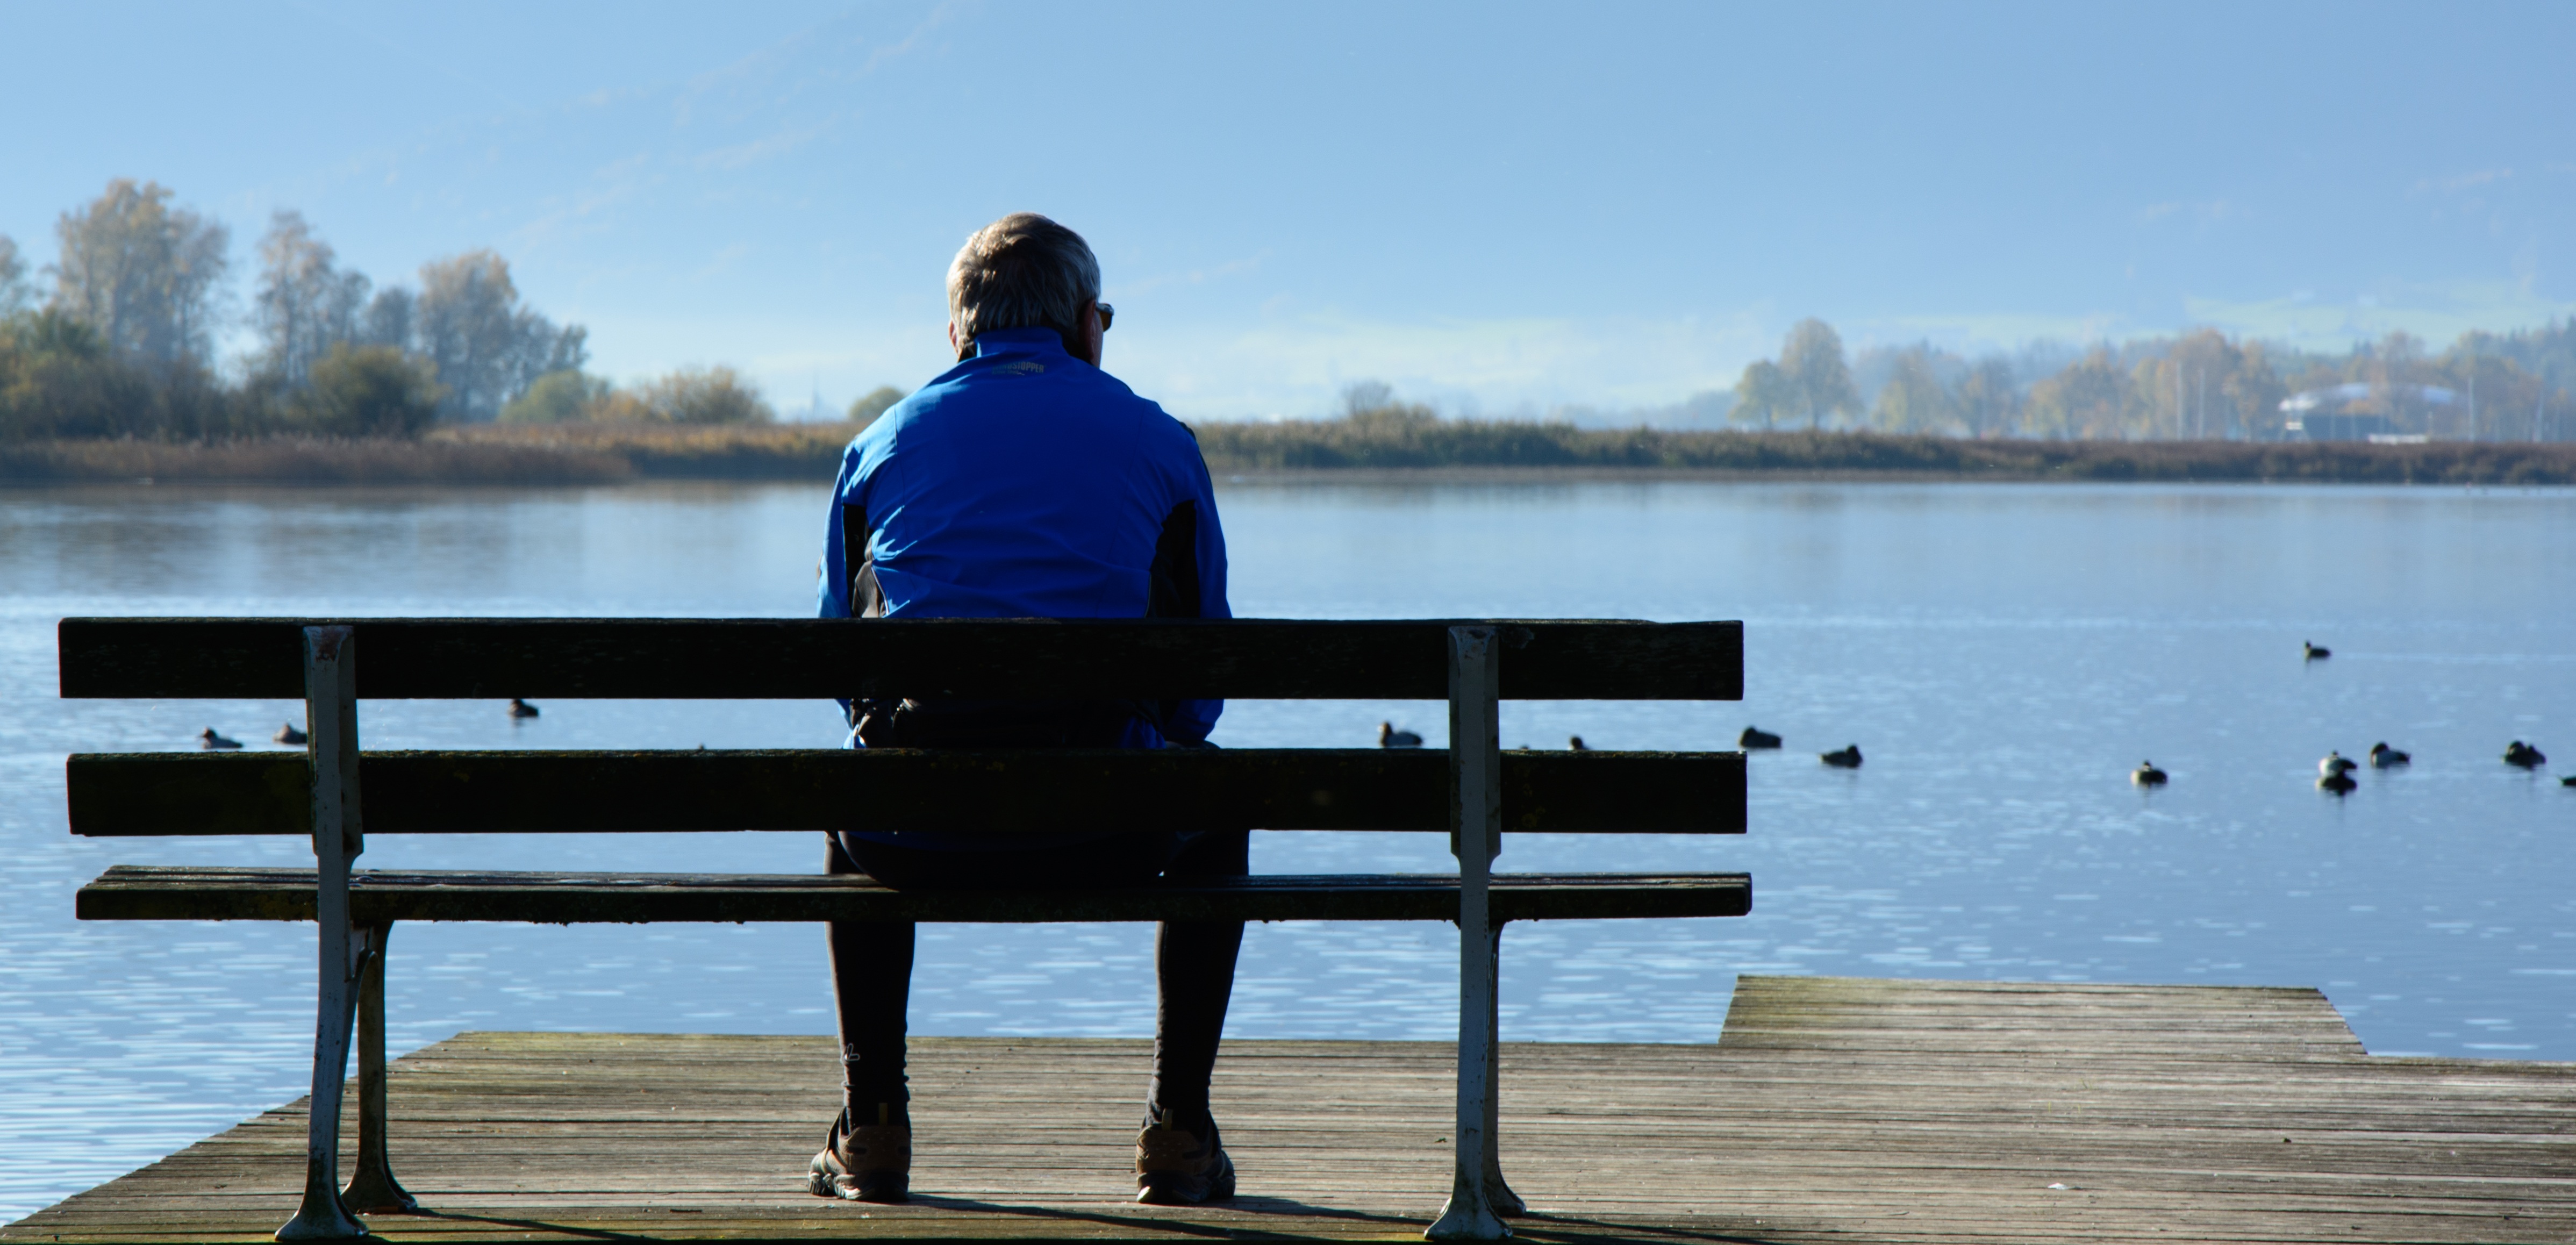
[11,976,2574,1244]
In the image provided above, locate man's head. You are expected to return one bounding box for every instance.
[947,213,1105,364]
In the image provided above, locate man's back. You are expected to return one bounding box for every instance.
[821,326,1227,627]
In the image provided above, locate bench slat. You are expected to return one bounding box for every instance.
[57,617,1742,702]
[76,864,1754,924]
[67,748,1746,837]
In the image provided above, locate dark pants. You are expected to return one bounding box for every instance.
[826,827,1250,1127]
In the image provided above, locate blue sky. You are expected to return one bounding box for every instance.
[4,1,2571,418]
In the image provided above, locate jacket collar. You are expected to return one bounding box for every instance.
[971,327,1071,358]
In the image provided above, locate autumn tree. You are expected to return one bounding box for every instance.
[1779,319,1859,430]
[0,235,30,315]
[1869,345,1952,432]
[2026,347,2135,439]
[289,345,443,437]
[592,366,775,425]
[1730,359,1793,428]
[253,211,372,390]
[847,385,905,426]
[1953,355,2017,438]
[498,370,611,424]
[411,251,586,422]
[48,180,231,367]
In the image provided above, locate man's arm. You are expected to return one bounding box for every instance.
[817,445,866,621]
[1158,429,1232,744]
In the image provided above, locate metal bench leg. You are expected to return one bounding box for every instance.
[342,920,416,1214]
[280,626,369,1242]
[1482,922,1523,1217]
[1429,626,1512,1241]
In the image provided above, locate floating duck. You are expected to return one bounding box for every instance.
[1821,744,1862,769]
[1740,726,1783,749]
[1379,721,1423,749]
[2504,741,2546,769]
[2367,742,2409,768]
[509,698,541,719]
[199,728,242,750]
[2132,760,2167,786]
[2560,775,2575,788]
[1569,735,1589,752]
[2303,641,2331,661]
[2319,751,2358,778]
[273,722,308,746]
[2318,771,2357,795]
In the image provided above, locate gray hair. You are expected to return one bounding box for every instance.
[946,213,1100,350]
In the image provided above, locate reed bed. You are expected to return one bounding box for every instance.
[1192,420,2576,485]
[0,433,633,485]
[4,420,2573,486]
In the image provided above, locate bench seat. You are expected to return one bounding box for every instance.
[79,864,1754,925]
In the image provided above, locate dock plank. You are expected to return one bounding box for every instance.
[9,976,2574,1244]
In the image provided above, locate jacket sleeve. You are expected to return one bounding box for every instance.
[817,444,864,621]
[1162,427,1230,743]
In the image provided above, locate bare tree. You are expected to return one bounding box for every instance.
[0,234,30,315]
[1779,319,1859,431]
[359,286,416,352]
[412,251,585,421]
[1954,355,2019,438]
[1339,380,1395,418]
[253,211,371,389]
[48,180,231,366]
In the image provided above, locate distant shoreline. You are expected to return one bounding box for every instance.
[4,424,2575,488]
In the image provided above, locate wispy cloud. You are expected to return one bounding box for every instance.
[1116,253,1270,297]
[2137,199,2237,225]
[2415,167,2515,195]
[2184,280,2575,351]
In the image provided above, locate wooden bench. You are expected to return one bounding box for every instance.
[58,616,1750,1242]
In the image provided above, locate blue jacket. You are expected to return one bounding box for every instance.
[818,327,1230,757]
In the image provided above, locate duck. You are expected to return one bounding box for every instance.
[1739,726,1784,749]
[2131,760,2167,786]
[2560,775,2575,788]
[2319,750,2358,778]
[273,722,308,746]
[1821,744,1862,769]
[1379,721,1423,749]
[199,727,242,750]
[508,698,541,720]
[2318,770,2358,795]
[2303,641,2331,661]
[1569,735,1589,752]
[2503,740,2546,769]
[2367,742,2409,768]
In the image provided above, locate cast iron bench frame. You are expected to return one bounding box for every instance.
[58,616,1750,1242]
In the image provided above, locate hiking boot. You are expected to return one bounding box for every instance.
[1134,1104,1235,1205]
[808,1104,910,1204]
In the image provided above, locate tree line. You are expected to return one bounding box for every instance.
[0,180,857,443]
[1730,318,2576,442]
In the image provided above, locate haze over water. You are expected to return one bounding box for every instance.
[4,477,2573,1220]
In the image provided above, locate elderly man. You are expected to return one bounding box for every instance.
[809,213,1243,1207]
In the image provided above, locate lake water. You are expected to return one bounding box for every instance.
[4,476,2573,1221]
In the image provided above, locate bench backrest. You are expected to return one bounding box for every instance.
[59,617,1747,840]
[58,617,1741,700]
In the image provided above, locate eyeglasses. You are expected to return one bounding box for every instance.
[1095,302,1114,332]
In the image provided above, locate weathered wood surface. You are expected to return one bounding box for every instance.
[76,865,1755,925]
[66,748,1747,838]
[56,617,1744,702]
[12,976,2575,1244]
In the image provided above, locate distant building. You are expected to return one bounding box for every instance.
[2286,412,2398,441]
[2279,381,2456,441]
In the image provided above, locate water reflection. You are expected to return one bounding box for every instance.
[3,478,2572,1222]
